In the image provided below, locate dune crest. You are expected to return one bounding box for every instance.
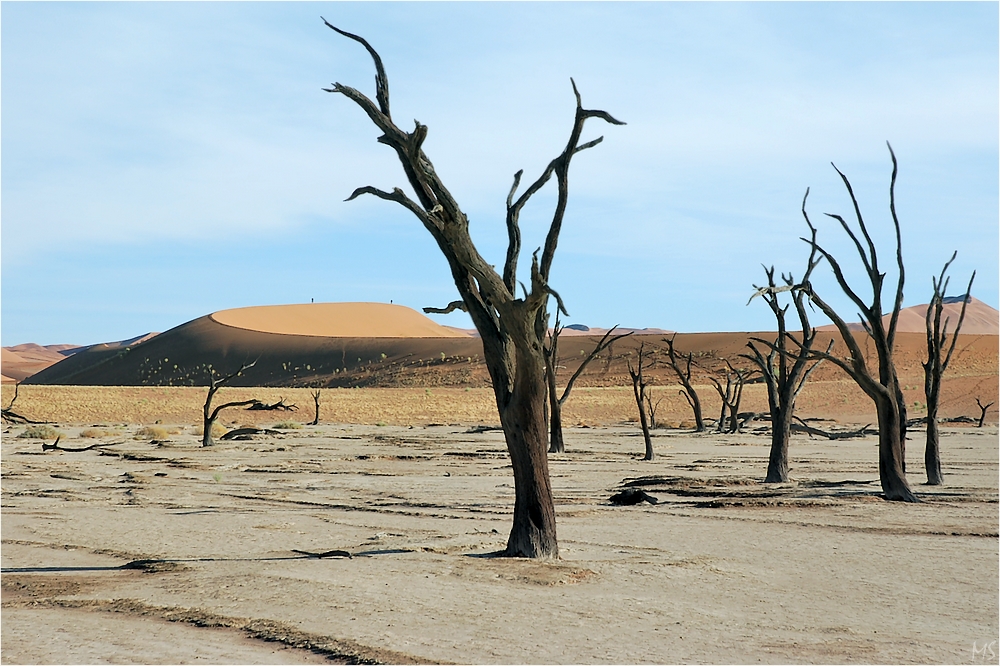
[210,302,471,338]
[816,297,998,336]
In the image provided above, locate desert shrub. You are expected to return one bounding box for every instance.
[273,421,302,430]
[134,426,171,440]
[17,425,62,439]
[81,429,113,438]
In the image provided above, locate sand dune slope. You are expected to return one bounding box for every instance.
[25,304,484,388]
[212,302,471,338]
[1,344,80,382]
[819,296,998,335]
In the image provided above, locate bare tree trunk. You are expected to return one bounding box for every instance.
[924,401,942,485]
[326,22,623,557]
[744,221,828,483]
[546,346,564,454]
[499,340,557,556]
[645,391,663,430]
[922,253,975,485]
[716,397,728,433]
[311,390,321,426]
[545,317,630,454]
[795,143,917,501]
[713,364,752,435]
[664,335,705,431]
[627,343,654,461]
[874,388,914,500]
[976,398,994,427]
[1,382,44,425]
[201,360,258,447]
[767,405,794,482]
[728,372,748,433]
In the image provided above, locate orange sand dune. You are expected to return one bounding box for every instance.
[2,344,79,383]
[818,297,998,335]
[211,303,470,338]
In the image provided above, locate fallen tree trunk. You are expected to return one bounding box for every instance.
[792,417,874,440]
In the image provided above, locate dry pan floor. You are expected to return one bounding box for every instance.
[2,423,998,664]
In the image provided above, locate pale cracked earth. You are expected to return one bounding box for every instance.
[2,421,998,664]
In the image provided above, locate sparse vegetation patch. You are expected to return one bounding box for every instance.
[17,424,62,439]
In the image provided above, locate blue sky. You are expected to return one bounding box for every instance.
[2,2,997,346]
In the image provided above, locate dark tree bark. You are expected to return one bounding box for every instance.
[326,22,623,557]
[976,398,994,428]
[626,342,654,461]
[922,253,975,485]
[311,390,322,426]
[744,201,831,482]
[545,315,631,453]
[795,143,917,502]
[663,334,705,432]
[202,360,258,447]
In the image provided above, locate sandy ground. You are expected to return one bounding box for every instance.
[2,415,997,664]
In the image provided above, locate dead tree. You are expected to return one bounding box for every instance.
[744,206,832,482]
[795,143,917,502]
[326,22,623,558]
[976,398,994,427]
[311,390,322,426]
[545,315,632,453]
[663,334,705,432]
[246,397,297,411]
[922,252,975,485]
[709,361,751,433]
[626,342,655,461]
[645,390,664,429]
[202,360,258,447]
[709,370,733,433]
[2,382,44,425]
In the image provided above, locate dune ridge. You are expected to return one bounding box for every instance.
[210,302,470,338]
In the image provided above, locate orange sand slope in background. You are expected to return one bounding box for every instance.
[210,302,472,339]
[818,297,999,336]
[2,343,80,382]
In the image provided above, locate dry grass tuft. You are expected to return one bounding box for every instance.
[80,428,113,438]
[17,425,62,440]
[134,425,174,440]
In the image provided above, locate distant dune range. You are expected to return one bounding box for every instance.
[7,300,998,392]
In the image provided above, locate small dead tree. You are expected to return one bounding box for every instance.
[795,143,917,502]
[709,361,751,434]
[2,382,44,425]
[663,334,705,432]
[922,252,975,485]
[202,360,258,447]
[645,390,664,430]
[744,207,833,482]
[976,398,994,428]
[626,342,655,461]
[311,390,322,426]
[545,315,632,453]
[326,22,623,558]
